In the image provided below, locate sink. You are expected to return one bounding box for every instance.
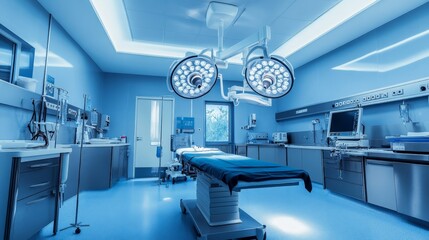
[88,138,121,144]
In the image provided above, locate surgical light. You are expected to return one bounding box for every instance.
[168,2,295,104]
[168,51,218,99]
[244,46,294,98]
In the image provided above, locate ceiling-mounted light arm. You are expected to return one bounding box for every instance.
[217,26,271,62]
[218,20,224,54]
[219,74,229,101]
[219,74,272,107]
[241,45,270,76]
[244,45,269,64]
[199,48,215,59]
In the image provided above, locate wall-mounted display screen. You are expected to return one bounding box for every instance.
[327,108,363,139]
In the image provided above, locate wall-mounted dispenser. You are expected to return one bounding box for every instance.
[242,113,256,130]
[399,101,412,124]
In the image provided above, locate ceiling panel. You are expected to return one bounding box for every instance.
[281,0,341,21]
[126,10,165,30]
[195,34,218,49]
[127,10,165,41]
[164,31,199,47]
[269,18,311,48]
[37,0,429,80]
[123,0,171,14]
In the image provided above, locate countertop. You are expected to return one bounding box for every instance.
[82,143,130,148]
[237,143,429,163]
[56,143,130,148]
[0,147,72,158]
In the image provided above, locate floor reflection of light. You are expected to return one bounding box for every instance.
[269,215,312,235]
[162,197,172,202]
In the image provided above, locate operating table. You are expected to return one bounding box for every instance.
[176,147,312,240]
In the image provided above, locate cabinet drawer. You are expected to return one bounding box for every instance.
[324,159,362,173]
[18,165,58,200]
[12,190,56,240]
[325,178,365,201]
[20,157,59,173]
[325,168,363,185]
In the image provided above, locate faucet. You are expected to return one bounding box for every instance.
[312,119,320,144]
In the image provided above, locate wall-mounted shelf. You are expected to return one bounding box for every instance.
[276,77,429,121]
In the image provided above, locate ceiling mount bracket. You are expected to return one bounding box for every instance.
[206,2,238,30]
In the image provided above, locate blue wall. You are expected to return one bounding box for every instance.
[276,3,429,138]
[0,0,104,141]
[102,73,278,167]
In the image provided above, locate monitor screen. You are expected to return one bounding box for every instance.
[327,108,362,139]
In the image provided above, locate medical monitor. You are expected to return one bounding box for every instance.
[327,108,363,139]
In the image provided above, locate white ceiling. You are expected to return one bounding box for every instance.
[37,0,428,80]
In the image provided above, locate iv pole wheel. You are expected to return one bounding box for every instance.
[75,227,81,234]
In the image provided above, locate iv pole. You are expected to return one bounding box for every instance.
[61,94,90,234]
[157,97,165,185]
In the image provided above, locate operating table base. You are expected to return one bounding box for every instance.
[180,199,266,240]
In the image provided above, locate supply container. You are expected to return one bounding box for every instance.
[16,76,37,92]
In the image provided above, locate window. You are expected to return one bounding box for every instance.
[205,102,233,143]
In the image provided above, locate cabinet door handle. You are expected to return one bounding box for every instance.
[29,162,53,168]
[29,181,51,188]
[367,160,393,166]
[136,137,143,141]
[26,195,50,205]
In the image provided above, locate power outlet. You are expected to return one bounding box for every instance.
[46,102,60,111]
[392,89,404,96]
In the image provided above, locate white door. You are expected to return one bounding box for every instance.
[134,97,174,178]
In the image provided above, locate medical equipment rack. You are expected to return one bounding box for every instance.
[180,199,266,240]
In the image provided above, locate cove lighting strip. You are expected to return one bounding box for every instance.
[89,0,203,59]
[90,0,377,63]
[272,0,378,57]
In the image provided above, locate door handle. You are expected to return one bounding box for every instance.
[136,137,143,141]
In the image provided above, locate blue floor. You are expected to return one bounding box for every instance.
[32,179,428,240]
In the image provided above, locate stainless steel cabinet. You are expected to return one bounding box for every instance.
[112,146,128,184]
[234,145,247,156]
[64,145,80,201]
[394,162,429,222]
[365,159,397,211]
[288,148,323,184]
[66,145,128,194]
[323,151,365,201]
[259,145,286,165]
[246,145,287,166]
[365,159,396,211]
[10,156,60,240]
[302,150,323,183]
[246,145,259,159]
[287,148,301,168]
[80,147,112,191]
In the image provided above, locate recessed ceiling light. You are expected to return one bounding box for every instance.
[90,0,202,58]
[90,0,378,64]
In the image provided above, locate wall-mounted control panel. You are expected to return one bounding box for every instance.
[276,77,429,121]
[45,101,60,111]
